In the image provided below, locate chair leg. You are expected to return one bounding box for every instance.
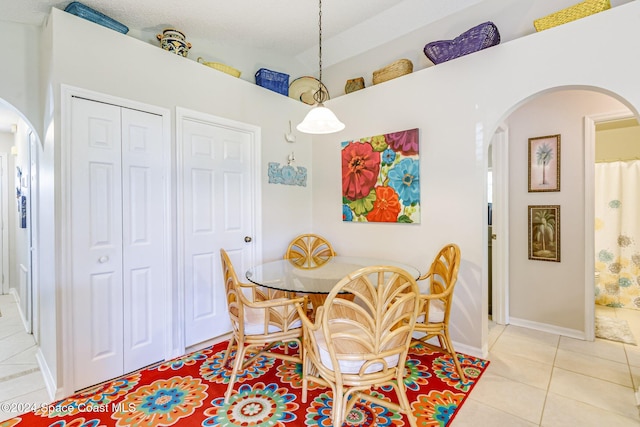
[395,371,418,427]
[301,348,309,403]
[442,331,466,382]
[225,344,247,403]
[221,335,236,367]
[332,383,345,427]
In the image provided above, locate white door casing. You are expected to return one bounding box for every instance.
[491,126,509,326]
[0,154,7,296]
[70,97,165,390]
[179,110,260,347]
[582,110,632,341]
[29,132,40,344]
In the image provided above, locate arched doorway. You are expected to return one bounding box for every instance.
[488,88,638,342]
[0,98,41,343]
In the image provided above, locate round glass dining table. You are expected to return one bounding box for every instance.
[245,256,421,295]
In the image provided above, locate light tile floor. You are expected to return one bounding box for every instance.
[0,294,50,422]
[1,293,639,425]
[454,305,640,426]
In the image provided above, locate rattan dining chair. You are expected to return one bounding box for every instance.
[284,233,336,269]
[296,265,420,427]
[413,243,466,382]
[220,249,307,403]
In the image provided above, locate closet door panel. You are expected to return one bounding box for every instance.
[71,97,124,391]
[182,118,253,346]
[121,109,165,373]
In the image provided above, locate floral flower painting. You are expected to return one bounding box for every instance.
[342,128,420,223]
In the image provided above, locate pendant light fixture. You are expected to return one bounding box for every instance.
[296,0,345,134]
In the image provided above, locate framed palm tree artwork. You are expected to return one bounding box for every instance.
[528,134,560,192]
[528,205,560,262]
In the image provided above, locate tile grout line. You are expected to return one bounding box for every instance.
[0,366,41,383]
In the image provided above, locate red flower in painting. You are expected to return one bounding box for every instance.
[366,186,401,222]
[342,142,381,201]
[386,129,419,156]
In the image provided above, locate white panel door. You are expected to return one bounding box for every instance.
[182,118,254,346]
[121,108,165,372]
[71,97,124,390]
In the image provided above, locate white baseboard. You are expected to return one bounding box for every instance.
[413,332,485,360]
[8,287,29,333]
[509,316,586,340]
[185,332,233,355]
[35,347,57,402]
[452,340,484,360]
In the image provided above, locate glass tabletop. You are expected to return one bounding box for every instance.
[245,256,421,294]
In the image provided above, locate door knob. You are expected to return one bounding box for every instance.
[244,236,252,243]
[99,256,109,263]
[491,234,497,240]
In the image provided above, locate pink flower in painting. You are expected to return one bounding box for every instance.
[342,142,381,201]
[385,129,419,156]
[366,186,401,222]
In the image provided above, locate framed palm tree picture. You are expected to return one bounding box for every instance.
[528,134,560,192]
[528,205,560,262]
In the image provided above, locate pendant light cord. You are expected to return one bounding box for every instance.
[318,0,322,86]
[314,0,327,104]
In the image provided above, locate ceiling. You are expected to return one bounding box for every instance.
[0,0,634,131]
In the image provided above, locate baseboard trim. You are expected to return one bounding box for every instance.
[509,316,585,340]
[35,347,57,401]
[452,341,484,360]
[8,288,29,333]
[185,332,233,354]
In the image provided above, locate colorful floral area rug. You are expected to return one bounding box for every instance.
[1,341,489,427]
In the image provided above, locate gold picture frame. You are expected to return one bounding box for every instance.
[528,205,560,262]
[528,134,560,192]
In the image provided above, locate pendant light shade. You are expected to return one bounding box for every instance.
[297,0,345,135]
[296,103,345,134]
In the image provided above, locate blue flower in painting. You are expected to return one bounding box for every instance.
[382,149,396,166]
[342,204,353,221]
[388,158,420,206]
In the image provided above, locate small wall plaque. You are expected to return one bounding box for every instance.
[268,162,307,187]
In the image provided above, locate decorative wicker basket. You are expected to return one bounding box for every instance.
[372,59,413,85]
[533,0,610,32]
[424,21,500,65]
[345,77,365,94]
[197,57,241,78]
[255,68,289,96]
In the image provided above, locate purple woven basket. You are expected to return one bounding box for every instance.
[424,21,500,65]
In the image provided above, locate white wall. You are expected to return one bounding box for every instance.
[0,21,42,139]
[322,0,634,99]
[312,1,640,355]
[0,134,15,294]
[11,122,31,317]
[48,9,316,261]
[506,90,628,332]
[42,7,315,397]
[128,28,310,89]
